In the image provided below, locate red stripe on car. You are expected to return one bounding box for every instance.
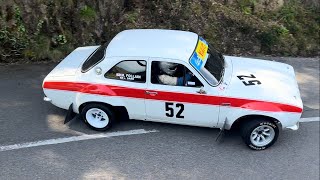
[43,81,302,113]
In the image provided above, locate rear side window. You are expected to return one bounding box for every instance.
[105,60,147,83]
[81,43,109,72]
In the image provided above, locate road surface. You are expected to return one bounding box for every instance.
[0,57,319,180]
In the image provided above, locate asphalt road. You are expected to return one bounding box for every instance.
[0,57,319,180]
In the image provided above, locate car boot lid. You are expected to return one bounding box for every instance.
[46,46,99,77]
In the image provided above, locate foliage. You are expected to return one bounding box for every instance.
[0,0,319,63]
[238,0,257,15]
[258,1,320,55]
[52,34,67,45]
[0,5,29,62]
[79,5,96,23]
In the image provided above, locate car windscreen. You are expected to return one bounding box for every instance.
[81,42,109,72]
[201,45,225,85]
[189,37,225,86]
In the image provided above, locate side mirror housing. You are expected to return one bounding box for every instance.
[197,86,206,94]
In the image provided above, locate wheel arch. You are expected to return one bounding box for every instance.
[230,114,282,130]
[79,101,129,121]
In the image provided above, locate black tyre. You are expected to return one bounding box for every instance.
[81,103,114,131]
[241,119,279,150]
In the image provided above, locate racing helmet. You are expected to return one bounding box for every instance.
[158,61,178,76]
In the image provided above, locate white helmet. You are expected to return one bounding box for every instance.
[158,62,178,76]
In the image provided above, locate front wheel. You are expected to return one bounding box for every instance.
[241,119,279,150]
[81,103,114,131]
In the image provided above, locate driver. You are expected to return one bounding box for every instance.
[157,62,192,86]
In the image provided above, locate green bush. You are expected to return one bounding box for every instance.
[0,6,29,62]
[0,0,319,63]
[79,5,96,22]
[238,0,257,15]
[259,25,290,51]
[258,1,319,55]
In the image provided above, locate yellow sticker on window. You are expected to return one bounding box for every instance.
[195,40,208,60]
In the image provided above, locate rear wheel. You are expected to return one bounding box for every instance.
[241,119,279,150]
[81,103,114,131]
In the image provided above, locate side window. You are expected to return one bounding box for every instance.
[151,61,203,87]
[105,60,147,83]
[82,43,109,72]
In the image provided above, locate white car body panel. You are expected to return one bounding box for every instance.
[75,94,146,120]
[48,46,99,77]
[106,29,198,60]
[224,56,302,107]
[42,29,303,131]
[220,106,302,130]
[44,89,76,110]
[145,57,220,127]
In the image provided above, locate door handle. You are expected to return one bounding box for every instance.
[145,91,158,96]
[221,103,231,106]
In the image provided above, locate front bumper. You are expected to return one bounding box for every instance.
[286,121,299,130]
[43,96,52,102]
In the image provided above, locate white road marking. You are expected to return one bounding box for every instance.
[0,129,158,152]
[0,117,318,152]
[299,117,320,122]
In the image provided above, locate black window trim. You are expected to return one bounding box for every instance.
[81,42,110,73]
[104,60,147,83]
[150,60,204,88]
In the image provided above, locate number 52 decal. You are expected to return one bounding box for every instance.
[237,74,261,86]
[165,102,184,118]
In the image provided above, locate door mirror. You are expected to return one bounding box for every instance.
[196,86,206,94]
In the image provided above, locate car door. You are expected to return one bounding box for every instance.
[145,58,220,128]
[102,57,148,120]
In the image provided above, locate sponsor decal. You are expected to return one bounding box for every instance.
[115,73,142,81]
[190,37,208,70]
[195,39,208,60]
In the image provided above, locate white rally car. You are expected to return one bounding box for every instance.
[43,29,303,150]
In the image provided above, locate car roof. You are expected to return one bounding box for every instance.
[105,29,199,62]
